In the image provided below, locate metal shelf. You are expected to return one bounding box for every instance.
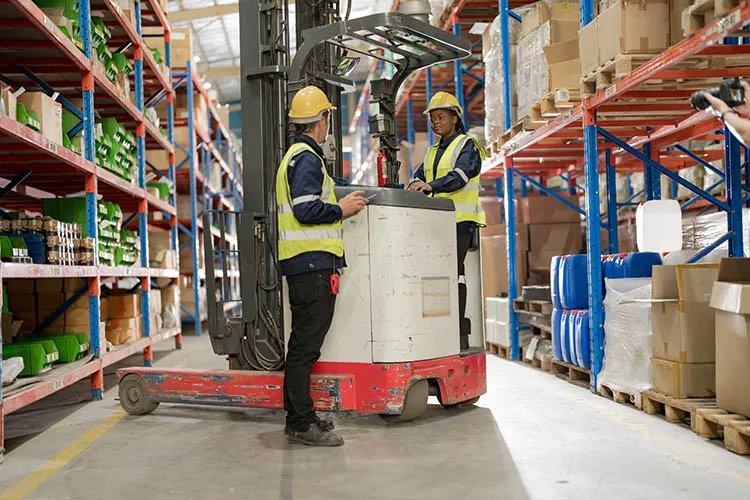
[480,1,750,395]
[0,0,183,460]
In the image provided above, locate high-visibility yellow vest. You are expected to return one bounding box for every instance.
[275,142,343,261]
[423,134,486,225]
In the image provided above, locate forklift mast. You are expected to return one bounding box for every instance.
[203,0,471,370]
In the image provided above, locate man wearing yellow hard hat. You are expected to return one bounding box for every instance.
[408,91,486,350]
[276,85,367,447]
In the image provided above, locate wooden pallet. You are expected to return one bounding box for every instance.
[513,299,553,315]
[683,0,743,36]
[550,359,591,389]
[499,115,543,145]
[580,54,660,96]
[529,89,581,121]
[694,408,750,455]
[485,341,511,359]
[528,324,552,340]
[641,390,717,426]
[599,384,642,410]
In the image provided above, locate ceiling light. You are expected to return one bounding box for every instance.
[204,82,212,89]
[193,55,201,63]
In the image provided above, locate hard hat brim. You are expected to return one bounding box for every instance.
[288,106,337,124]
[423,104,463,116]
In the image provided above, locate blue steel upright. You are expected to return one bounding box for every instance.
[605,149,618,253]
[79,0,101,393]
[453,19,467,130]
[584,108,603,391]
[186,61,202,334]
[499,0,512,131]
[504,161,520,360]
[135,1,151,360]
[725,125,744,256]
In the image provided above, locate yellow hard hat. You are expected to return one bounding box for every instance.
[288,86,337,124]
[424,91,463,117]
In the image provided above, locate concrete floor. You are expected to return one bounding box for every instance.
[1,335,749,500]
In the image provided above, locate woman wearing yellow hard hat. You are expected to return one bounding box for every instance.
[407,91,486,350]
[275,85,367,447]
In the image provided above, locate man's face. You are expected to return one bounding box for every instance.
[430,109,457,137]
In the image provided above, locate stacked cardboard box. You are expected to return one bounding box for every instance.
[4,278,106,338]
[516,2,580,119]
[485,297,511,346]
[106,293,141,345]
[482,15,521,144]
[578,0,672,77]
[480,224,528,300]
[517,195,583,285]
[709,259,750,417]
[650,264,719,398]
[180,276,207,320]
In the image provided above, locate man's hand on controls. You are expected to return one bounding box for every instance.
[338,190,368,220]
[407,180,433,193]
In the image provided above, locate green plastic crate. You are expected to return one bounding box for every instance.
[90,17,111,47]
[150,47,164,64]
[0,236,11,259]
[112,52,133,75]
[16,103,41,131]
[2,340,59,376]
[18,333,89,363]
[146,182,171,199]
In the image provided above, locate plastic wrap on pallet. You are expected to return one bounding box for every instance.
[483,16,520,144]
[682,208,750,257]
[516,21,550,120]
[597,278,653,406]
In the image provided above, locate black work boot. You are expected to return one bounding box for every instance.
[288,425,344,447]
[285,415,334,435]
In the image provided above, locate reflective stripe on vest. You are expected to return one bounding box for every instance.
[275,142,344,261]
[423,134,486,225]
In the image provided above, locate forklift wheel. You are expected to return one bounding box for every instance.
[440,396,480,408]
[380,379,428,423]
[119,374,159,416]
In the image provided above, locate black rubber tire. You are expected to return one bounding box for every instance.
[119,374,159,415]
[438,395,480,408]
[380,379,429,423]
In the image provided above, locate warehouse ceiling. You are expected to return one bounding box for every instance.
[167,0,394,103]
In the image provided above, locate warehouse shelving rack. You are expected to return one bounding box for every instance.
[481,0,750,393]
[0,0,183,460]
[167,61,242,334]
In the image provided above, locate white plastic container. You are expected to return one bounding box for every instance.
[636,200,682,252]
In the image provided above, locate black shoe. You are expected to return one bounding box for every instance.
[284,416,335,435]
[288,425,344,447]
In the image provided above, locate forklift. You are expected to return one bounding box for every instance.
[117,0,486,422]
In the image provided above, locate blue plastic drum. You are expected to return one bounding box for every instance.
[552,308,564,361]
[551,255,562,309]
[559,254,588,310]
[574,309,591,369]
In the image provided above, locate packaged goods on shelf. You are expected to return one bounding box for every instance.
[520,1,580,37]
[682,208,750,258]
[481,224,528,297]
[598,0,670,63]
[179,232,205,271]
[516,194,581,224]
[709,258,750,416]
[597,278,653,406]
[161,285,179,329]
[17,91,63,145]
[0,215,89,265]
[36,1,84,50]
[516,3,580,119]
[482,15,520,145]
[143,27,193,70]
[1,83,18,120]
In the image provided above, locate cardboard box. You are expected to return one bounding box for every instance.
[143,27,193,68]
[522,1,580,37]
[65,307,90,327]
[527,251,561,272]
[543,39,582,89]
[106,317,140,345]
[480,224,529,251]
[517,195,581,224]
[651,358,715,398]
[63,278,87,293]
[578,19,599,75]
[709,258,750,416]
[161,285,179,309]
[651,264,719,363]
[1,84,18,121]
[7,293,36,312]
[528,223,582,253]
[481,233,527,298]
[107,293,140,319]
[36,309,65,328]
[670,0,692,45]
[481,197,503,226]
[6,279,35,295]
[37,278,63,293]
[527,268,551,285]
[37,292,65,307]
[598,0,670,64]
[17,91,63,144]
[3,313,16,344]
